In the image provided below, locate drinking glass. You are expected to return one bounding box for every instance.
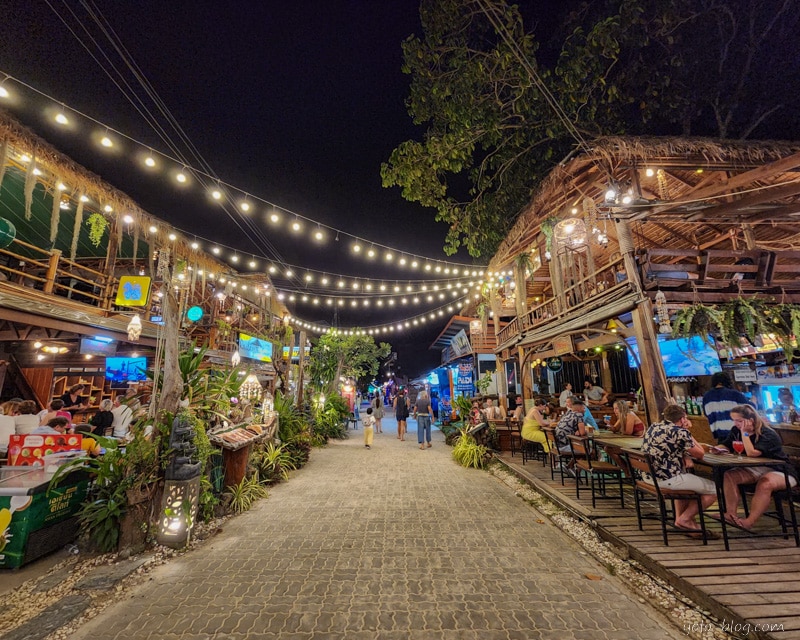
[732,440,744,459]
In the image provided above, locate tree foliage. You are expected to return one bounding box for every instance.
[307,332,391,395]
[382,0,800,258]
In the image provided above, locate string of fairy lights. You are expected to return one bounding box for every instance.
[0,72,538,335]
[0,72,486,275]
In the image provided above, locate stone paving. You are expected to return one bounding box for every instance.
[70,417,684,640]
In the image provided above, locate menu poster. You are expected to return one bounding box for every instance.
[7,434,83,467]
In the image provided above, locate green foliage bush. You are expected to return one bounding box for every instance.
[451,429,488,469]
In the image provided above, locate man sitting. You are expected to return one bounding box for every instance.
[555,396,588,453]
[583,378,608,406]
[641,404,717,534]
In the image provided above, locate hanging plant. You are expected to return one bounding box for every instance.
[720,297,773,348]
[671,303,726,345]
[86,212,109,247]
[766,304,800,359]
[540,216,558,252]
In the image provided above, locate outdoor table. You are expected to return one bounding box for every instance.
[692,452,798,551]
[592,435,643,451]
[0,466,89,568]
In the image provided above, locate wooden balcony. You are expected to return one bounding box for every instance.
[497,258,630,347]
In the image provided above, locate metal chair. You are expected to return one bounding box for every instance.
[567,435,625,508]
[622,448,711,546]
[507,418,522,458]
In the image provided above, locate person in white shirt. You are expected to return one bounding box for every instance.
[110,397,134,438]
[558,383,573,408]
[14,400,40,435]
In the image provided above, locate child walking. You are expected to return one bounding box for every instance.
[363,407,376,449]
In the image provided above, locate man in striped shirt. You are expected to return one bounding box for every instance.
[702,372,750,441]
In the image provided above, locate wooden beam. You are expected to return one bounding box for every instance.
[688,181,800,221]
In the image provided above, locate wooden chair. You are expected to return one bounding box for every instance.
[567,435,625,508]
[507,418,522,458]
[622,449,710,546]
[541,426,572,485]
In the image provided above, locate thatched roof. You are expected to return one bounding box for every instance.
[490,135,800,272]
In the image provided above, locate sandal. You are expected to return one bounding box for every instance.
[729,514,752,530]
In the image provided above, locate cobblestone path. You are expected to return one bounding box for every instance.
[71,418,683,639]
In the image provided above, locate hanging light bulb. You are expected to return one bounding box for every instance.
[100,131,114,147]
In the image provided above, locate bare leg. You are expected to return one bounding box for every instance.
[738,473,789,530]
[675,495,717,528]
[722,468,754,518]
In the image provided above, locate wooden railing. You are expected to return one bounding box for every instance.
[497,258,628,346]
[0,239,115,308]
[640,248,800,291]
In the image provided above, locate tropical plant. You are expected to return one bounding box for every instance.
[226,475,269,514]
[451,429,488,469]
[306,332,391,396]
[766,304,800,359]
[452,395,473,424]
[720,297,772,348]
[671,303,725,345]
[283,430,313,469]
[86,212,108,247]
[250,442,296,484]
[311,404,348,443]
[274,392,306,442]
[197,475,219,522]
[476,371,493,396]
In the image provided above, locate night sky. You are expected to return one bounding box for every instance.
[0,1,479,377]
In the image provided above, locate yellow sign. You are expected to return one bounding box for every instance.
[115,276,152,307]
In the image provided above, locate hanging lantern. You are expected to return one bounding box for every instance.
[655,290,672,334]
[231,350,241,366]
[553,218,588,252]
[0,218,16,249]
[127,314,142,341]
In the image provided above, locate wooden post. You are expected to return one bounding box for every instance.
[599,350,612,392]
[513,259,527,319]
[101,218,122,310]
[296,330,307,407]
[43,249,61,294]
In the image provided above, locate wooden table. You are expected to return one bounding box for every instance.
[693,452,799,551]
[592,435,643,451]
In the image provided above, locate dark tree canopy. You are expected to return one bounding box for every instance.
[382,0,800,258]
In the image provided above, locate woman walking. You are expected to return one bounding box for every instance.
[394,389,410,441]
[414,390,433,449]
[372,391,384,434]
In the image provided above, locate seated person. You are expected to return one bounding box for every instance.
[469,400,486,427]
[89,399,115,435]
[642,405,717,533]
[110,396,135,438]
[33,417,102,456]
[484,399,505,420]
[508,395,524,422]
[554,396,588,453]
[521,398,551,453]
[719,405,798,530]
[583,378,609,406]
[773,387,798,424]
[610,399,645,436]
[558,383,573,408]
[38,399,73,426]
[566,395,597,430]
[14,400,40,435]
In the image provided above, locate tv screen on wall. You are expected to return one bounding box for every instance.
[238,333,274,362]
[626,335,721,377]
[105,357,148,385]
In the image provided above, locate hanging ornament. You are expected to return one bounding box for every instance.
[157,247,171,282]
[49,182,61,244]
[127,314,142,341]
[231,350,241,366]
[70,194,85,260]
[23,154,37,221]
[655,290,672,334]
[656,169,669,201]
[0,217,16,249]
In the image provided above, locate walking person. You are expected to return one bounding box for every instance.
[372,391,384,434]
[394,389,410,441]
[362,408,375,449]
[414,390,433,449]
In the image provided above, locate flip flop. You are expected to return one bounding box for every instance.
[674,524,719,540]
[729,514,752,531]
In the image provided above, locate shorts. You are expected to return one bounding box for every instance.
[742,466,798,487]
[654,473,717,495]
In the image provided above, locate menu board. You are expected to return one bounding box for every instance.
[7,434,83,467]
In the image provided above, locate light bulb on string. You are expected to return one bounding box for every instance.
[292,218,301,232]
[144,151,156,168]
[100,130,114,148]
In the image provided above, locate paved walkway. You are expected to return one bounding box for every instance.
[71,417,682,640]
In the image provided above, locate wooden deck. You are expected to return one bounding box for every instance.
[497,452,800,640]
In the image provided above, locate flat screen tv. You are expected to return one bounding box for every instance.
[105,357,148,386]
[238,333,273,363]
[626,335,721,377]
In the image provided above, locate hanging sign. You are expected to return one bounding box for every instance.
[450,329,472,358]
[733,369,757,383]
[547,357,563,372]
[455,359,474,392]
[115,276,151,307]
[552,335,574,356]
[186,306,204,322]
